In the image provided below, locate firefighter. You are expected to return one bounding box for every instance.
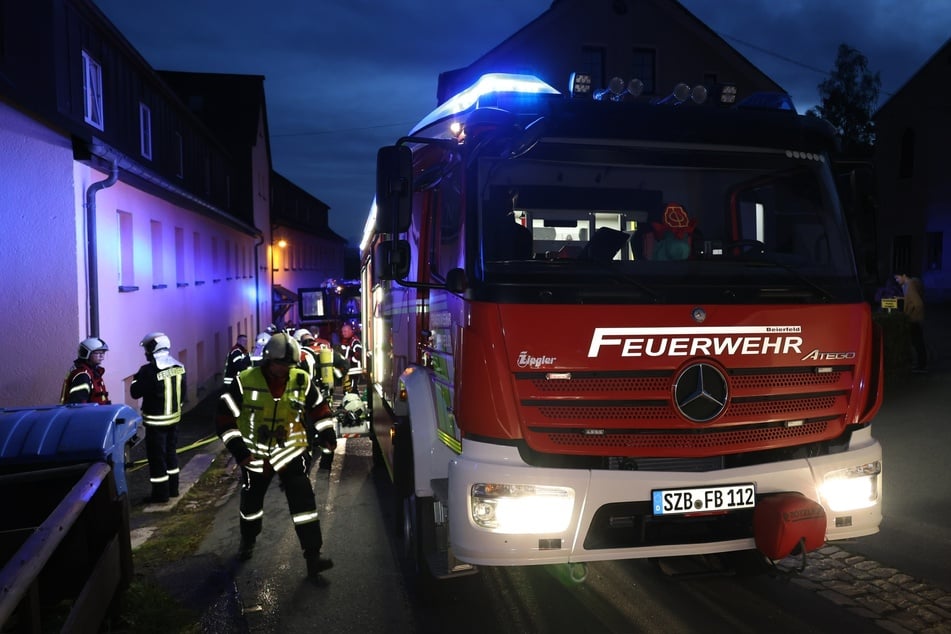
[224,334,251,386]
[336,322,363,394]
[60,337,111,404]
[250,331,271,366]
[216,333,336,579]
[294,328,337,472]
[293,328,320,381]
[131,332,187,504]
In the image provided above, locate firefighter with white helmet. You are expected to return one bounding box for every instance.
[60,337,111,404]
[250,331,271,365]
[216,332,337,579]
[130,331,187,504]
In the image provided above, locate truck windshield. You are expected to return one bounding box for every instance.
[475,141,862,304]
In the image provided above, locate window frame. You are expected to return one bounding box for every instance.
[82,50,104,130]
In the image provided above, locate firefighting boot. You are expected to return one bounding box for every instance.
[238,536,256,561]
[304,550,334,578]
[168,473,180,498]
[145,483,169,504]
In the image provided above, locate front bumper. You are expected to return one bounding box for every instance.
[448,428,881,566]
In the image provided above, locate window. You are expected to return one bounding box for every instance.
[429,170,464,279]
[211,236,220,282]
[82,51,104,130]
[631,48,656,95]
[892,235,912,274]
[926,231,943,272]
[175,131,184,179]
[193,231,204,285]
[175,227,187,287]
[899,128,915,179]
[139,103,152,160]
[117,211,135,290]
[151,220,165,288]
[581,46,605,93]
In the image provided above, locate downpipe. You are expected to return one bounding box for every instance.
[84,160,119,337]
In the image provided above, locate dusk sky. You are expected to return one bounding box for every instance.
[92,0,950,247]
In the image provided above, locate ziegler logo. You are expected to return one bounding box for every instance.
[517,351,556,368]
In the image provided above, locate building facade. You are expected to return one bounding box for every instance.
[873,38,951,299]
[439,0,784,109]
[0,0,340,409]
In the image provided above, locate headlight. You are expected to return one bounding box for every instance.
[470,483,574,533]
[819,461,881,512]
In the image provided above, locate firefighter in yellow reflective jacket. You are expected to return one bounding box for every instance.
[215,333,337,579]
[131,332,186,504]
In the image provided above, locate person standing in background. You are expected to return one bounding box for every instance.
[224,334,251,387]
[131,332,187,503]
[60,337,111,404]
[336,322,363,394]
[894,272,928,373]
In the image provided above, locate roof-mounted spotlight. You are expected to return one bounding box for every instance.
[569,72,592,98]
[718,83,737,105]
[672,83,691,103]
[626,78,644,99]
[690,84,708,104]
[594,76,627,101]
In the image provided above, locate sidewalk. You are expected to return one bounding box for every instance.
[126,388,225,548]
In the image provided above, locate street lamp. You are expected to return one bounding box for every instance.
[270,238,287,325]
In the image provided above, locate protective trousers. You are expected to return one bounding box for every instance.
[239,453,323,554]
[145,423,180,501]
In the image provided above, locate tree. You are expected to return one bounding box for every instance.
[807,44,881,155]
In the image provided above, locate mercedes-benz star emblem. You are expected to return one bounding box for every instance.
[673,362,729,422]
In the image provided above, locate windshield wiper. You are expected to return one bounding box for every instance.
[740,257,834,302]
[575,258,661,301]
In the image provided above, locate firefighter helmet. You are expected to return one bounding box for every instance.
[293,328,315,345]
[78,337,109,360]
[140,332,171,355]
[262,333,300,365]
[342,392,364,415]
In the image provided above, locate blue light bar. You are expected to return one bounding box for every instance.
[411,73,560,134]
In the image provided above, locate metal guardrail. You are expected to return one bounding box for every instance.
[0,462,132,632]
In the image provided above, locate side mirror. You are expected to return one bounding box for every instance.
[445,268,468,293]
[376,146,413,234]
[373,240,411,281]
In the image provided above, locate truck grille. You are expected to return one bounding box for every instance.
[516,366,852,458]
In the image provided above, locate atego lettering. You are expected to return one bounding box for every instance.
[588,326,803,358]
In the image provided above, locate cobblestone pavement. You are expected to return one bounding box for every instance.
[776,302,951,634]
[777,546,951,633]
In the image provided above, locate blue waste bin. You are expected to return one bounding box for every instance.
[0,403,141,496]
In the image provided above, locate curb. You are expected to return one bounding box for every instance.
[129,444,222,550]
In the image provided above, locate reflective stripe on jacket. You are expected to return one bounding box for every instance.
[228,366,312,472]
[131,363,185,425]
[60,363,110,404]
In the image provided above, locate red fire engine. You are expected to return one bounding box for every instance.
[362,73,883,581]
